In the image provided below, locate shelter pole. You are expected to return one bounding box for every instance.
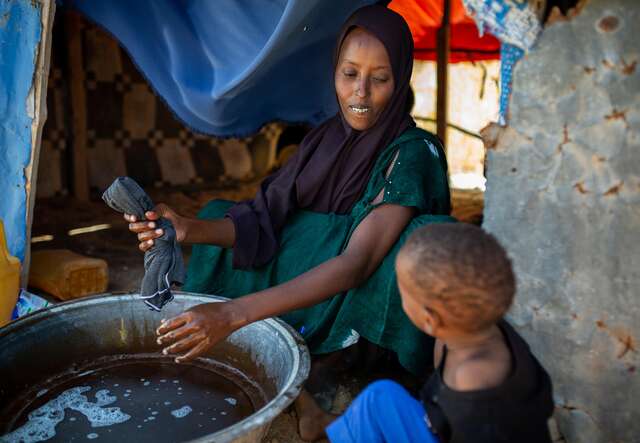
[436,0,450,149]
[22,0,57,285]
[65,11,89,201]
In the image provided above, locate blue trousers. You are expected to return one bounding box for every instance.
[326,380,439,443]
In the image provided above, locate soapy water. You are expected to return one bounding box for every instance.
[94,390,117,406]
[0,387,130,443]
[170,406,192,419]
[0,359,261,443]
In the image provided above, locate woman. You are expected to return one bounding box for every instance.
[127,5,453,439]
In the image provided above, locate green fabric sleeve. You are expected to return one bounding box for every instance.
[380,131,451,215]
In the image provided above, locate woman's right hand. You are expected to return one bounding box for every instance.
[125,203,187,252]
[156,300,248,363]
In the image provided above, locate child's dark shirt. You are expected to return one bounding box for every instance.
[420,320,554,443]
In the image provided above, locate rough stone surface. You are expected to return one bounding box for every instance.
[483,1,639,442]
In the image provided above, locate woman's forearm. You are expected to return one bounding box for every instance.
[231,204,414,328]
[182,217,236,247]
[233,252,365,326]
[156,204,413,363]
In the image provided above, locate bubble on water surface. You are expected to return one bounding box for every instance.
[0,386,130,443]
[170,406,192,418]
[94,390,116,406]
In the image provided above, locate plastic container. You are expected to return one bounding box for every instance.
[0,220,20,327]
[28,249,108,301]
[11,289,51,320]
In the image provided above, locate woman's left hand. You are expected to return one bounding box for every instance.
[156,301,248,363]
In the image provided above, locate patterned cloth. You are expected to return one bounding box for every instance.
[184,127,455,375]
[499,43,526,125]
[102,177,185,311]
[462,0,545,124]
[37,18,284,199]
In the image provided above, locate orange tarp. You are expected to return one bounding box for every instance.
[389,0,500,62]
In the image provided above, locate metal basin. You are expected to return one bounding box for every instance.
[0,292,310,442]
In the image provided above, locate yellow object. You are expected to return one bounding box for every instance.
[0,220,21,327]
[28,249,108,301]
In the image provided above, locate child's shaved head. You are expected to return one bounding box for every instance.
[397,223,515,333]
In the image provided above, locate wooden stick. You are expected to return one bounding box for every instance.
[65,10,89,201]
[436,0,451,150]
[23,0,57,285]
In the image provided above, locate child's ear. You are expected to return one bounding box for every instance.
[422,307,441,336]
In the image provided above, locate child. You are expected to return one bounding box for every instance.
[299,223,554,442]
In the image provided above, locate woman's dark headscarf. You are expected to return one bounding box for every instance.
[227,5,415,269]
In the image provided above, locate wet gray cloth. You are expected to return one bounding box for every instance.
[102,177,184,311]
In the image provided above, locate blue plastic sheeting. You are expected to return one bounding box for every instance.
[0,0,42,261]
[68,0,379,137]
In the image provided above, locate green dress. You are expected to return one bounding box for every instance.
[184,127,455,375]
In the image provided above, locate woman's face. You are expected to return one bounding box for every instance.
[335,28,394,131]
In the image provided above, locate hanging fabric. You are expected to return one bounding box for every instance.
[462,0,546,124]
[65,0,379,137]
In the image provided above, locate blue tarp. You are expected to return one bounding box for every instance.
[1,0,381,265]
[68,0,380,137]
[0,0,42,261]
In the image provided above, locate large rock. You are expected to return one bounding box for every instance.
[482,1,640,442]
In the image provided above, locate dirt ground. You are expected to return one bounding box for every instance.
[29,185,483,441]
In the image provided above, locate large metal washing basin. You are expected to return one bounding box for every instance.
[0,292,310,443]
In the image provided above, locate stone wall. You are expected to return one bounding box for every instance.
[482,1,639,442]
